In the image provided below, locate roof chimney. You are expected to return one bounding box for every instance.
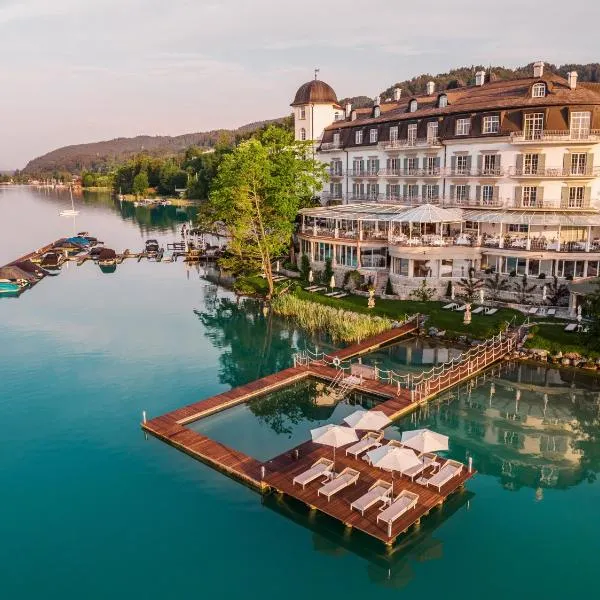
[567,71,578,90]
[426,81,435,95]
[345,102,352,118]
[475,70,485,86]
[374,95,381,106]
[351,110,357,121]
[393,87,402,101]
[533,61,545,78]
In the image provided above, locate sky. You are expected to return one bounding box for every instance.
[0,0,598,170]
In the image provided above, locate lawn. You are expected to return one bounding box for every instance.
[296,289,523,339]
[524,323,597,357]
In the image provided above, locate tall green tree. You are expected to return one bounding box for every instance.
[132,170,149,198]
[208,126,326,298]
[584,282,600,351]
[459,267,484,302]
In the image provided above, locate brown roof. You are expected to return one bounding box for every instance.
[325,74,600,131]
[291,80,338,106]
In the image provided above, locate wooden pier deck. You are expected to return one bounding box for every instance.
[263,439,474,546]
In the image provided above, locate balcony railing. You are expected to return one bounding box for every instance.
[511,166,600,178]
[510,130,600,143]
[348,169,380,178]
[328,169,344,177]
[379,168,441,178]
[510,198,592,210]
[380,137,441,150]
[320,142,342,151]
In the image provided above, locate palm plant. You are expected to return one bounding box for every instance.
[485,273,510,303]
[513,274,537,305]
[546,275,569,306]
[458,267,484,302]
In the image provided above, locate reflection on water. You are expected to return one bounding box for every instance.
[389,361,600,492]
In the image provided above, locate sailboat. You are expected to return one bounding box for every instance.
[59,188,80,217]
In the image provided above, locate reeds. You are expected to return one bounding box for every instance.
[272,294,392,343]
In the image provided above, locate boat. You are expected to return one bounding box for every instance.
[97,248,117,266]
[59,188,80,217]
[40,251,64,269]
[145,239,160,255]
[0,279,25,295]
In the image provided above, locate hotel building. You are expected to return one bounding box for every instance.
[291,63,600,295]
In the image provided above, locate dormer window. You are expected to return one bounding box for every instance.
[369,128,378,143]
[373,106,381,118]
[299,106,306,119]
[532,83,546,98]
[355,130,363,144]
[438,94,448,108]
[409,99,418,113]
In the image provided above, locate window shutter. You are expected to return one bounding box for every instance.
[515,186,522,206]
[585,187,592,203]
[403,184,408,198]
[475,185,482,202]
[414,157,420,169]
[451,155,457,172]
[412,184,419,197]
[587,153,594,174]
[515,154,523,173]
[493,186,500,202]
[421,184,427,199]
[477,154,483,173]
[449,185,455,200]
[538,153,546,174]
[466,155,472,172]
[465,185,471,200]
[403,158,408,171]
[386,184,390,196]
[537,186,544,205]
[563,152,570,173]
[375,183,380,195]
[386,158,391,170]
[561,187,569,206]
[435,157,441,170]
[375,159,380,172]
[495,154,502,171]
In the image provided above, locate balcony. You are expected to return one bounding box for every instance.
[510,130,600,144]
[320,142,342,152]
[328,169,344,178]
[509,198,592,210]
[348,169,380,178]
[380,137,441,150]
[511,166,600,178]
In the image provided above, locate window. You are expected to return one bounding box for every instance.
[481,185,494,204]
[570,111,591,139]
[336,245,357,267]
[522,186,538,207]
[523,153,539,175]
[456,155,469,174]
[427,121,439,143]
[464,221,476,230]
[456,185,468,202]
[389,126,399,143]
[524,113,544,140]
[330,160,343,176]
[366,157,379,175]
[355,130,363,144]
[300,128,306,141]
[334,112,343,121]
[508,224,529,233]
[532,83,546,98]
[424,184,439,200]
[405,184,419,199]
[301,239,311,255]
[333,132,340,147]
[438,94,448,108]
[392,257,409,276]
[568,187,585,208]
[329,182,342,198]
[455,118,471,136]
[440,259,453,277]
[482,154,499,175]
[409,99,417,113]
[316,242,332,262]
[388,158,400,174]
[387,184,401,199]
[407,123,417,145]
[352,182,364,198]
[570,153,587,175]
[366,183,379,199]
[425,156,438,175]
[352,158,364,175]
[299,106,306,119]
[406,157,418,174]
[370,128,378,143]
[482,115,500,134]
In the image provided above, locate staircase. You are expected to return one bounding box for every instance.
[375,272,390,295]
[327,371,361,399]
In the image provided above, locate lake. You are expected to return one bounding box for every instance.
[1,186,599,599]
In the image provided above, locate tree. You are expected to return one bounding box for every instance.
[323,258,334,286]
[546,275,569,306]
[513,274,537,305]
[485,273,510,303]
[410,279,436,301]
[584,282,600,352]
[458,267,484,302]
[132,171,149,198]
[208,126,326,298]
[300,253,310,281]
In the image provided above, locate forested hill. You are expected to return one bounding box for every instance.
[22,118,285,175]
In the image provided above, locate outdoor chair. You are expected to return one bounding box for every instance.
[425,459,463,491]
[317,468,360,501]
[377,490,419,527]
[350,480,392,515]
[292,458,334,489]
[346,431,383,458]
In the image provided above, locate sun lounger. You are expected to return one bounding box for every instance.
[346,431,383,458]
[442,303,458,310]
[425,459,463,491]
[547,308,556,317]
[455,305,467,312]
[303,285,318,291]
[402,459,427,480]
[471,306,484,314]
[292,458,334,488]
[324,291,338,297]
[484,308,498,315]
[309,287,326,293]
[377,490,419,526]
[350,480,392,515]
[333,292,348,298]
[564,323,578,332]
[529,307,539,314]
[317,467,360,501]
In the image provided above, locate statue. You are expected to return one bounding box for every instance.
[368,288,375,309]
[463,303,471,325]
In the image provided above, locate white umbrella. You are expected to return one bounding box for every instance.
[329,274,336,289]
[276,260,280,273]
[401,429,449,454]
[308,269,314,283]
[479,289,485,304]
[311,424,358,467]
[343,409,391,431]
[450,284,455,301]
[366,445,421,493]
[542,285,547,302]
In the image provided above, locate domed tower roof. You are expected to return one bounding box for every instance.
[291,80,338,106]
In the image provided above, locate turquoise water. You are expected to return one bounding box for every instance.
[1,187,599,598]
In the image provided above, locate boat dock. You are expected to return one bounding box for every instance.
[140,316,518,546]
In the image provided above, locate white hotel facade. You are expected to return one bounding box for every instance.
[291,63,600,294]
